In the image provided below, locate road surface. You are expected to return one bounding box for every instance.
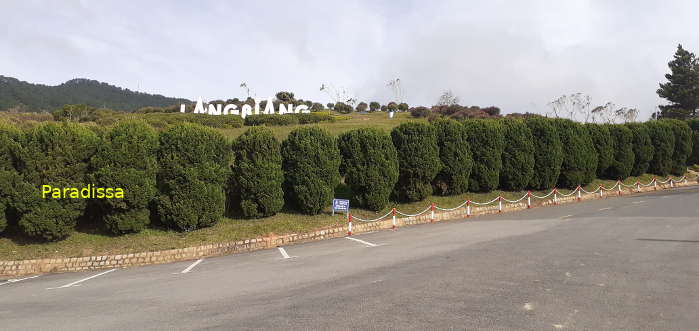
[1,186,698,330]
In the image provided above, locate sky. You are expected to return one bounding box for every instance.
[1,0,698,119]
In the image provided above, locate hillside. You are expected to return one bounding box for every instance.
[0,76,190,112]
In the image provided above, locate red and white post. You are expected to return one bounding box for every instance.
[670,178,674,188]
[617,180,622,196]
[527,191,532,209]
[636,180,641,193]
[498,196,503,213]
[430,203,435,223]
[347,213,353,236]
[391,208,397,230]
[553,188,558,205]
[599,185,604,198]
[466,200,471,217]
[576,185,581,201]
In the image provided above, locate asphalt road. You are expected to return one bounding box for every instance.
[1,186,698,330]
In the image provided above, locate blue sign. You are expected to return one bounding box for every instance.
[332,199,350,213]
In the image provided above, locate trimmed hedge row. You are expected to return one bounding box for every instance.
[0,117,692,241]
[688,119,699,166]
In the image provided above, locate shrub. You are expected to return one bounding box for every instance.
[356,102,368,112]
[0,122,24,234]
[387,102,398,112]
[281,127,340,214]
[311,103,324,111]
[606,125,635,180]
[525,117,563,189]
[90,120,159,234]
[156,123,230,231]
[338,128,399,210]
[431,119,472,195]
[625,123,654,176]
[645,121,676,176]
[552,119,597,188]
[410,107,431,118]
[687,119,699,165]
[230,127,284,218]
[17,122,100,241]
[245,114,299,126]
[334,102,353,114]
[296,112,335,124]
[462,119,505,192]
[662,119,693,175]
[585,123,613,178]
[369,101,380,112]
[499,119,535,191]
[391,123,442,201]
[398,103,409,111]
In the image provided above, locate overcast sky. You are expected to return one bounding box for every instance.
[2,0,698,119]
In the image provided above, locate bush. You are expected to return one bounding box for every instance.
[410,107,431,118]
[156,123,230,231]
[245,114,299,126]
[369,102,380,112]
[398,103,409,111]
[499,119,535,191]
[687,119,699,165]
[356,102,368,112]
[296,112,335,124]
[0,122,24,234]
[17,122,100,241]
[606,125,635,180]
[311,103,324,111]
[334,102,353,114]
[525,117,563,189]
[230,127,284,218]
[391,123,442,201]
[552,119,597,188]
[90,121,159,234]
[430,120,472,195]
[462,119,505,192]
[281,127,341,214]
[645,121,676,176]
[662,119,693,175]
[585,123,613,178]
[338,128,399,210]
[625,123,654,176]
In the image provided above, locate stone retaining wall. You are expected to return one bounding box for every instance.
[1,180,695,277]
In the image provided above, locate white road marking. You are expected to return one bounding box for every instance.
[277,247,297,259]
[560,215,573,219]
[47,269,116,289]
[0,275,40,286]
[523,302,534,311]
[632,200,645,204]
[598,207,612,211]
[180,259,204,274]
[345,236,382,247]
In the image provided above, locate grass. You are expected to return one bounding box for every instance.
[0,173,672,261]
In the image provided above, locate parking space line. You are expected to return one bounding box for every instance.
[180,259,204,274]
[277,247,297,259]
[345,237,383,247]
[47,269,116,290]
[0,275,40,286]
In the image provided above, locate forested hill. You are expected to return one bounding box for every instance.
[0,76,190,112]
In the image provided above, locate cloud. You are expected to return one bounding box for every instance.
[1,0,697,119]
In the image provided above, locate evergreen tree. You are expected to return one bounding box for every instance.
[656,44,699,119]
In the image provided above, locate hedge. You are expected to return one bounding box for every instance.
[525,117,563,189]
[462,119,504,192]
[606,125,635,180]
[91,120,159,234]
[156,123,230,231]
[645,121,676,176]
[688,119,699,165]
[0,122,25,234]
[431,119,472,195]
[625,123,654,176]
[245,114,299,126]
[17,122,100,241]
[585,123,613,178]
[230,127,284,218]
[338,128,399,211]
[391,123,442,201]
[662,119,693,175]
[499,119,535,191]
[281,127,341,214]
[553,119,597,188]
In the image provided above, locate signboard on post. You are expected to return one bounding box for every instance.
[332,199,350,216]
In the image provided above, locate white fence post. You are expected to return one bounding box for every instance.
[392,208,397,230]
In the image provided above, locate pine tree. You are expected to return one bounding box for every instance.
[657,44,699,119]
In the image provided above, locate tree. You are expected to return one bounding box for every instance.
[356,102,368,112]
[436,90,459,106]
[275,91,295,103]
[326,103,334,109]
[499,119,535,191]
[547,93,592,122]
[230,127,284,218]
[311,102,324,111]
[625,122,654,176]
[606,125,635,180]
[369,101,380,112]
[282,127,340,214]
[334,102,353,114]
[657,44,699,119]
[338,128,399,211]
[462,119,505,192]
[645,121,675,176]
[391,123,442,201]
[431,119,472,195]
[585,123,614,178]
[662,119,693,175]
[525,117,563,189]
[0,122,24,235]
[552,119,598,188]
[157,123,230,231]
[398,103,409,112]
[687,119,699,165]
[91,120,159,234]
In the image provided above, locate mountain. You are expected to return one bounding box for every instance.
[0,76,190,112]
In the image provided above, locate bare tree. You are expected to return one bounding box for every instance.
[386,78,405,103]
[240,82,255,99]
[320,83,357,106]
[436,90,459,106]
[547,93,592,122]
